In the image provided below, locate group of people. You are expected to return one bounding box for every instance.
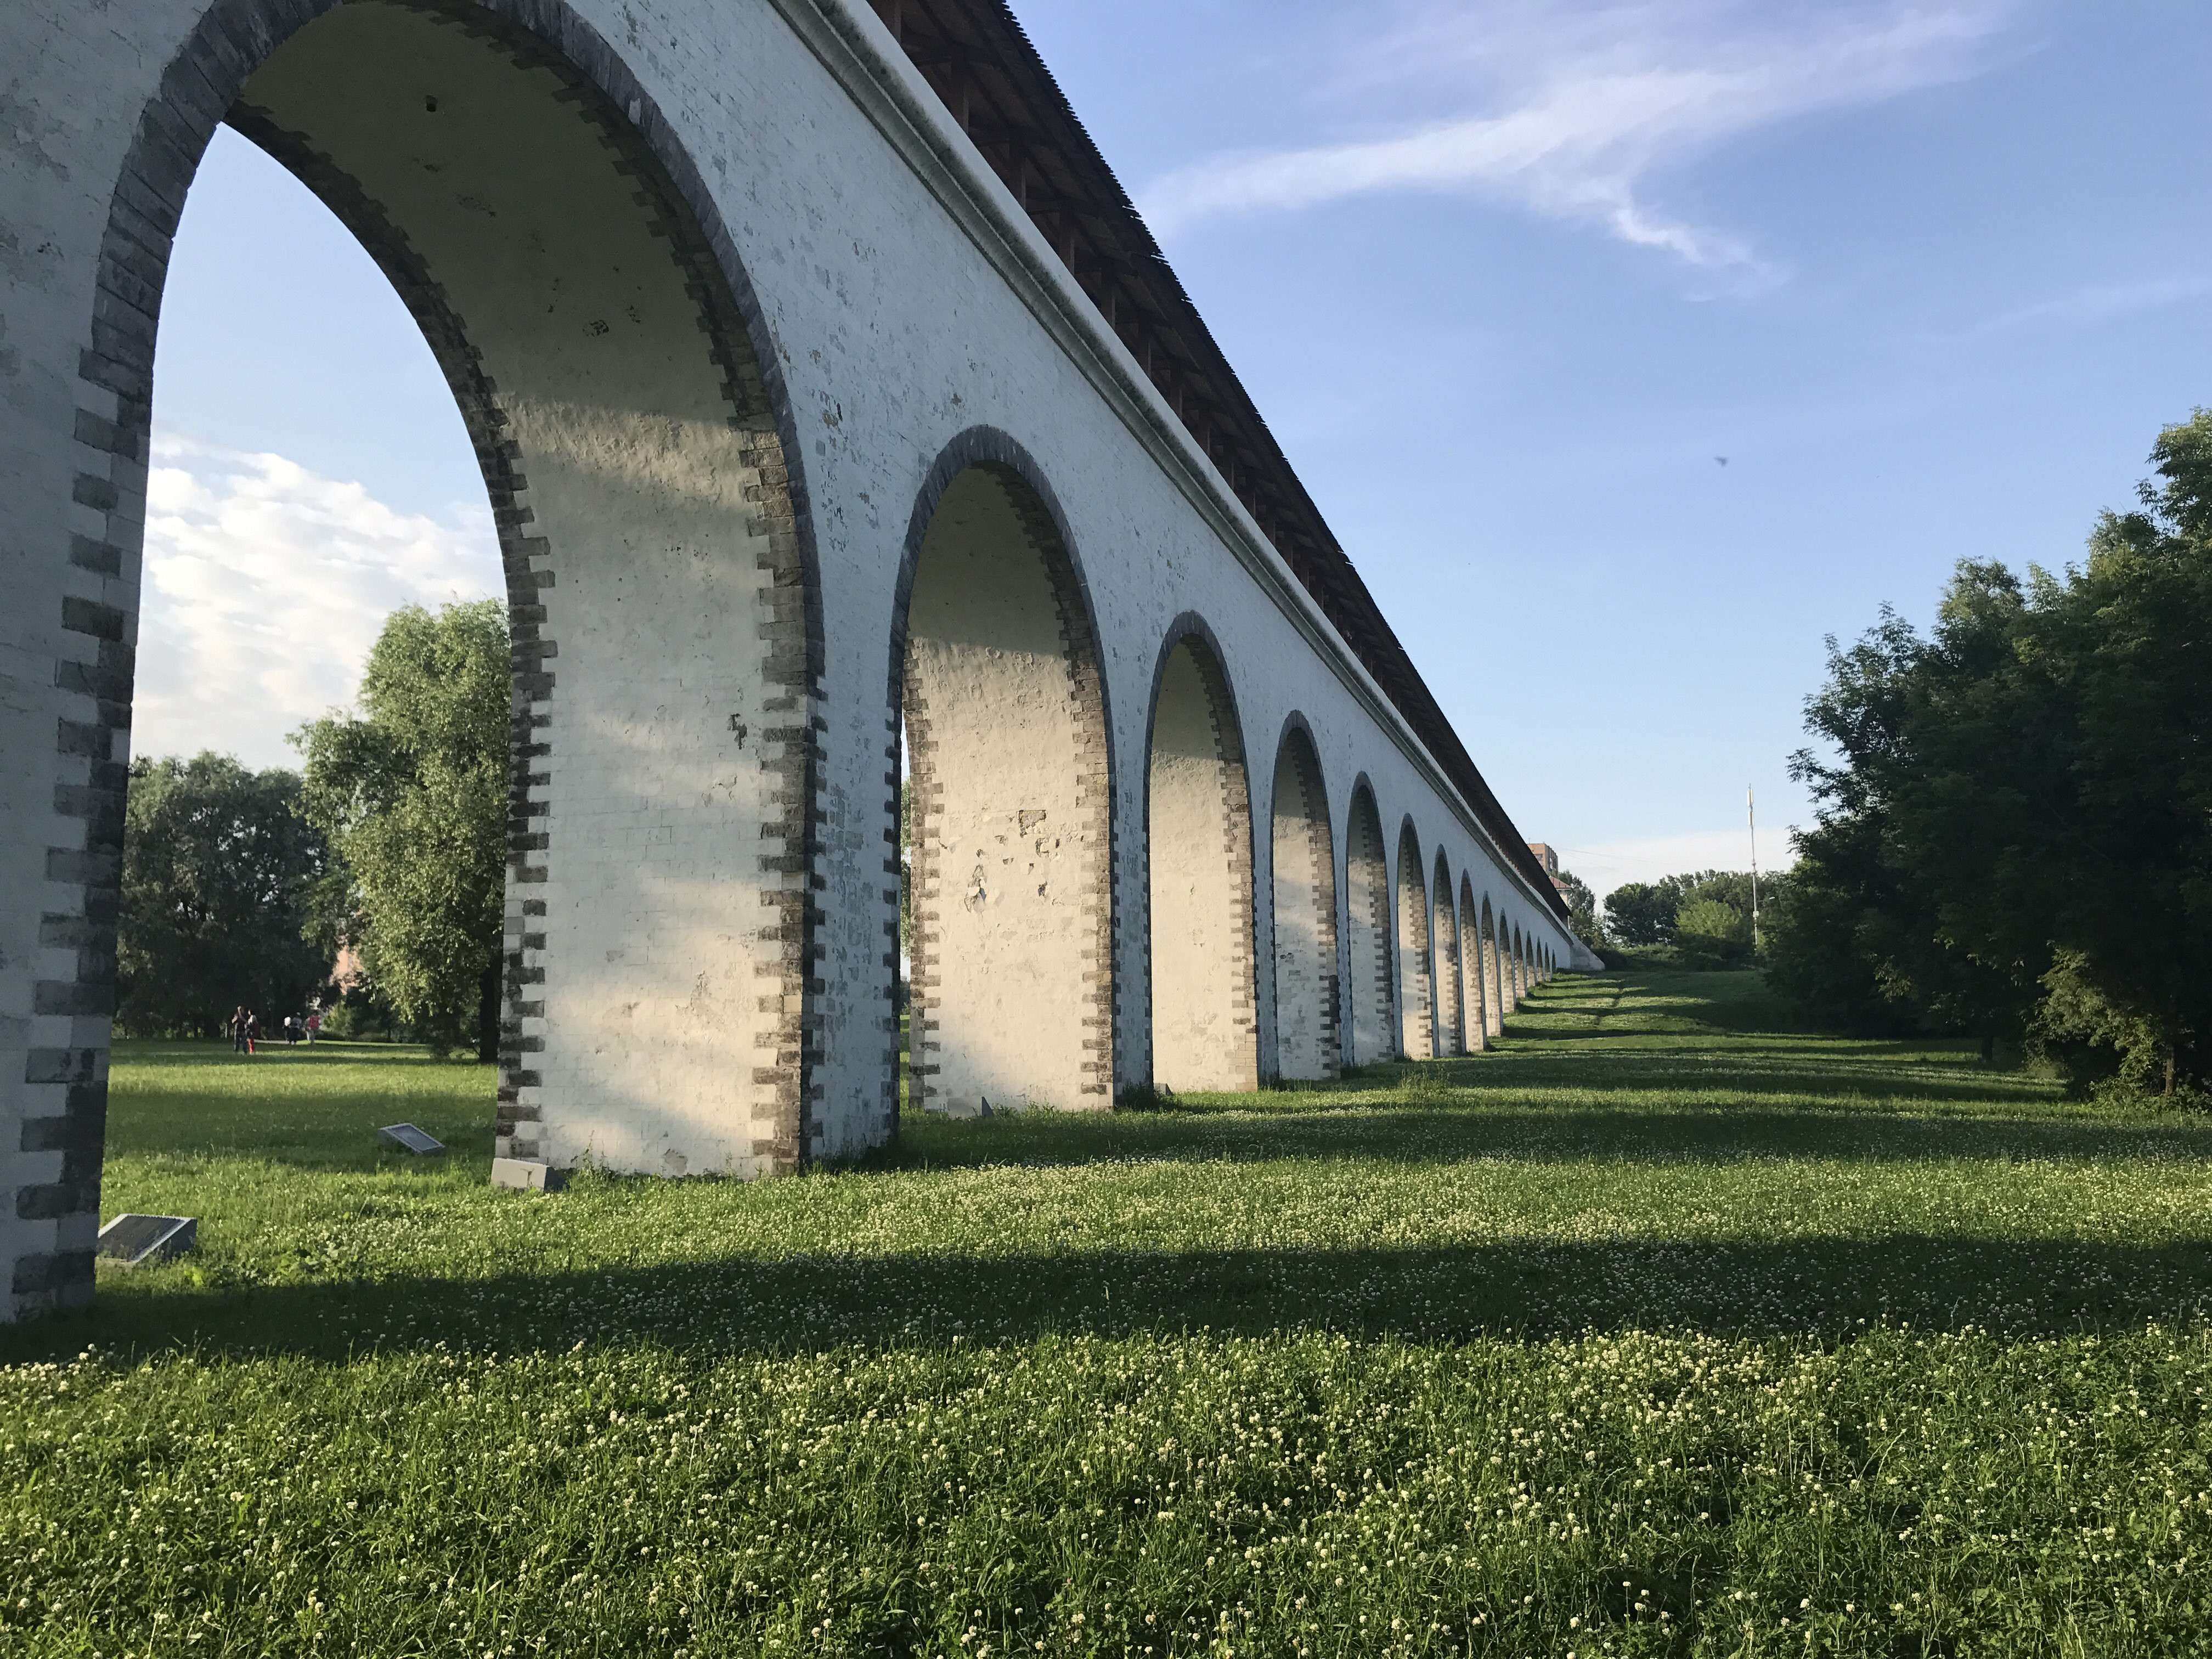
[228,1006,321,1054]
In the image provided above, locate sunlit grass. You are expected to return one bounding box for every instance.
[5,969,2210,1656]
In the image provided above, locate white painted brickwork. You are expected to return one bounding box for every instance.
[0,0,1592,1322]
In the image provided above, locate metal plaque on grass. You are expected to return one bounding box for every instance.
[491,1156,568,1192]
[376,1122,445,1155]
[97,1214,197,1267]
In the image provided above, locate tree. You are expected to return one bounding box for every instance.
[1674,895,1750,968]
[1554,869,1602,954]
[1606,870,1778,952]
[1772,410,2212,1089]
[295,601,510,1058]
[1771,604,2050,1056]
[117,753,334,1036]
[1604,880,1679,945]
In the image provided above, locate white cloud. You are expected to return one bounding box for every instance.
[1553,827,1798,904]
[1963,273,2212,336]
[134,433,503,771]
[1138,0,2015,279]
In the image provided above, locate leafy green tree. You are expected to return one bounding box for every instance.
[1607,870,1776,953]
[295,601,510,1058]
[1773,606,2049,1056]
[1674,895,1750,968]
[117,754,334,1036]
[1604,880,1679,945]
[1554,870,1602,953]
[1773,410,2212,1088]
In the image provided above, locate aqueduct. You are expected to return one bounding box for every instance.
[0,0,1594,1320]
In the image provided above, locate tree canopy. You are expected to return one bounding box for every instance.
[1604,869,1780,964]
[294,600,510,1058]
[1770,410,2212,1091]
[117,753,333,1036]
[1553,869,1602,954]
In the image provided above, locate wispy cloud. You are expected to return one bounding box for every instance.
[1963,273,2212,336]
[136,433,502,770]
[1138,1,2016,280]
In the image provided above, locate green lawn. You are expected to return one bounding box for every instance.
[5,971,2211,1657]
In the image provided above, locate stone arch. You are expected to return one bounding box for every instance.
[1431,849,1463,1056]
[1395,820,1433,1060]
[895,430,1114,1116]
[1458,873,1486,1052]
[1142,618,1256,1092]
[1480,897,1505,1037]
[1343,781,1393,1065]
[19,0,829,1310]
[1269,716,1339,1081]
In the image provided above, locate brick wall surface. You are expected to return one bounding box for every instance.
[0,0,1584,1321]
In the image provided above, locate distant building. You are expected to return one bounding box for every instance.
[1527,843,1576,907]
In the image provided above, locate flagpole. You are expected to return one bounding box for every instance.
[1748,786,1760,952]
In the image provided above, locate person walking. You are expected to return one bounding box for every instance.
[231,1005,249,1054]
[244,1008,258,1056]
[306,1009,321,1046]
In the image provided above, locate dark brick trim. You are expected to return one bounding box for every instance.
[1139,614,1258,1092]
[1268,713,1340,1079]
[24,0,822,1315]
[893,426,1118,1113]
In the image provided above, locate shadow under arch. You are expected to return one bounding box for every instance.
[1394,816,1433,1060]
[1479,894,1503,1040]
[1342,777,1393,1066]
[1431,845,1463,1056]
[1141,614,1257,1092]
[890,426,1115,1117]
[29,0,830,1310]
[1268,713,1339,1081]
[1458,870,1486,1051]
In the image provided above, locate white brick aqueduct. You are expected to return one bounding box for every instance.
[1,0,1596,1321]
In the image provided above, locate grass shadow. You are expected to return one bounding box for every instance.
[9,1234,2208,1366]
[870,1100,2212,1173]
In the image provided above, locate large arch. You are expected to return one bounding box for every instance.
[15,0,829,1319]
[897,435,1114,1116]
[1270,718,1339,1081]
[1344,783,1393,1065]
[1143,620,1257,1092]
[1458,873,1486,1052]
[1395,820,1433,1061]
[1480,898,1505,1037]
[1431,849,1463,1057]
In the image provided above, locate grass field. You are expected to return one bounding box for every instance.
[5,970,2211,1657]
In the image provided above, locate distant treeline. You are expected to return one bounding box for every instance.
[119,601,507,1057]
[1602,870,1785,971]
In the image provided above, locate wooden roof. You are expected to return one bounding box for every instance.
[867,0,1569,921]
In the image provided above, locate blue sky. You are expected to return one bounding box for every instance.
[145,0,2212,898]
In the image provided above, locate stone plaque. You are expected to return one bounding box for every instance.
[376,1122,445,1155]
[96,1214,197,1267]
[490,1156,568,1192]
